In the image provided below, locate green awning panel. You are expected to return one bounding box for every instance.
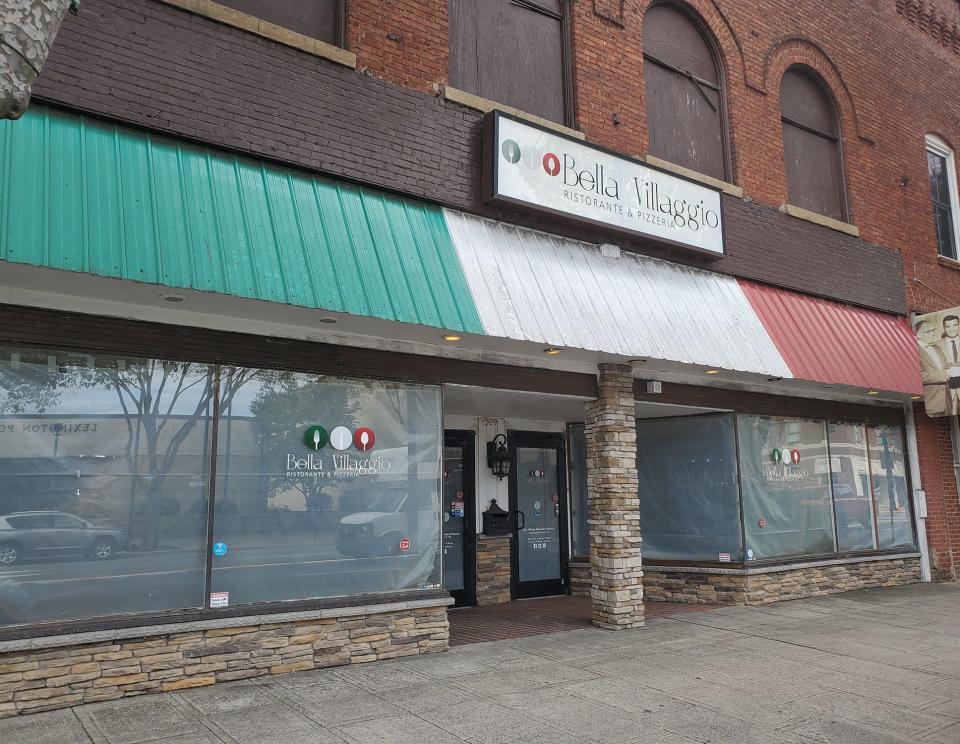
[0,106,483,334]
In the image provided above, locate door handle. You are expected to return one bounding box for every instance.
[516,511,525,530]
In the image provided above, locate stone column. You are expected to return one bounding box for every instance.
[584,363,644,629]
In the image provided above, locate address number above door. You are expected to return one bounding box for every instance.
[483,111,725,256]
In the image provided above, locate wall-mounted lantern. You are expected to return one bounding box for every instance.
[486,433,512,480]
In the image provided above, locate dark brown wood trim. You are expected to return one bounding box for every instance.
[633,379,905,425]
[0,304,598,398]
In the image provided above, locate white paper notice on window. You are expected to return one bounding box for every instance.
[210,592,229,608]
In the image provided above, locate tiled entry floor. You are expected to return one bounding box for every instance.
[448,596,718,646]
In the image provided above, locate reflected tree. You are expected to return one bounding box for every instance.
[247,372,359,514]
[95,362,256,549]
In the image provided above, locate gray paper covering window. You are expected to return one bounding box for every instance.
[739,414,837,560]
[636,414,743,561]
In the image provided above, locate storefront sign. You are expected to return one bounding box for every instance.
[286,426,394,478]
[485,111,725,256]
[913,306,960,418]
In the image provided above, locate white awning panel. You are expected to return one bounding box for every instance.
[444,209,792,377]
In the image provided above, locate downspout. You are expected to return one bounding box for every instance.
[0,0,76,119]
[904,403,932,582]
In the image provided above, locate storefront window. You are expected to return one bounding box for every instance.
[828,422,877,551]
[0,347,212,625]
[567,423,589,557]
[209,368,442,606]
[0,347,443,628]
[636,414,743,561]
[738,414,837,560]
[868,425,914,549]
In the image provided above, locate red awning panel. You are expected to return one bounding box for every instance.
[738,279,922,395]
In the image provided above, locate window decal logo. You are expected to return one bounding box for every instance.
[304,426,375,452]
[304,425,328,451]
[354,427,376,452]
[770,448,801,465]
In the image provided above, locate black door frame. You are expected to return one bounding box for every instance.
[444,430,476,607]
[508,430,570,599]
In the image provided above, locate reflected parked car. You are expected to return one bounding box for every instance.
[336,488,438,557]
[0,511,127,565]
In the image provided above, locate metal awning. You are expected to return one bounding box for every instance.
[445,209,792,378]
[738,279,922,396]
[0,105,484,335]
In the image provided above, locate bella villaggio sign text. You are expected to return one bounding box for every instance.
[485,112,725,256]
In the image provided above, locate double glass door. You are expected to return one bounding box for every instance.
[509,432,568,598]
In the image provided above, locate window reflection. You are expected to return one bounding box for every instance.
[210,369,442,606]
[0,349,443,627]
[868,425,914,549]
[0,348,211,624]
[828,422,877,552]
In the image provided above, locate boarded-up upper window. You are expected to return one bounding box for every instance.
[780,67,847,221]
[450,0,568,125]
[643,4,727,181]
[217,0,341,45]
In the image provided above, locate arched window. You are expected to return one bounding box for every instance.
[643,3,728,181]
[780,67,847,221]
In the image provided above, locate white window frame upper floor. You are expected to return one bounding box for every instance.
[925,134,960,262]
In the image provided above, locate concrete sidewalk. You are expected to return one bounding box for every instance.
[3,583,959,744]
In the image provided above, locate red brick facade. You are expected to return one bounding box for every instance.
[27,0,960,573]
[339,0,960,577]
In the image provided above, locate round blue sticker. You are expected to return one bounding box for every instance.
[213,542,228,557]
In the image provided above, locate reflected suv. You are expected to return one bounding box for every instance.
[0,511,126,565]
[336,489,438,557]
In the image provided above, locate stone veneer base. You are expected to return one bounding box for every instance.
[644,556,922,605]
[0,598,450,719]
[475,534,512,605]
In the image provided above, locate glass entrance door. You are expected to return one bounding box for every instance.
[443,431,475,606]
[509,432,568,598]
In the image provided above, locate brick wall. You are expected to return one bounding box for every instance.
[915,407,960,579]
[0,603,449,719]
[643,557,923,606]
